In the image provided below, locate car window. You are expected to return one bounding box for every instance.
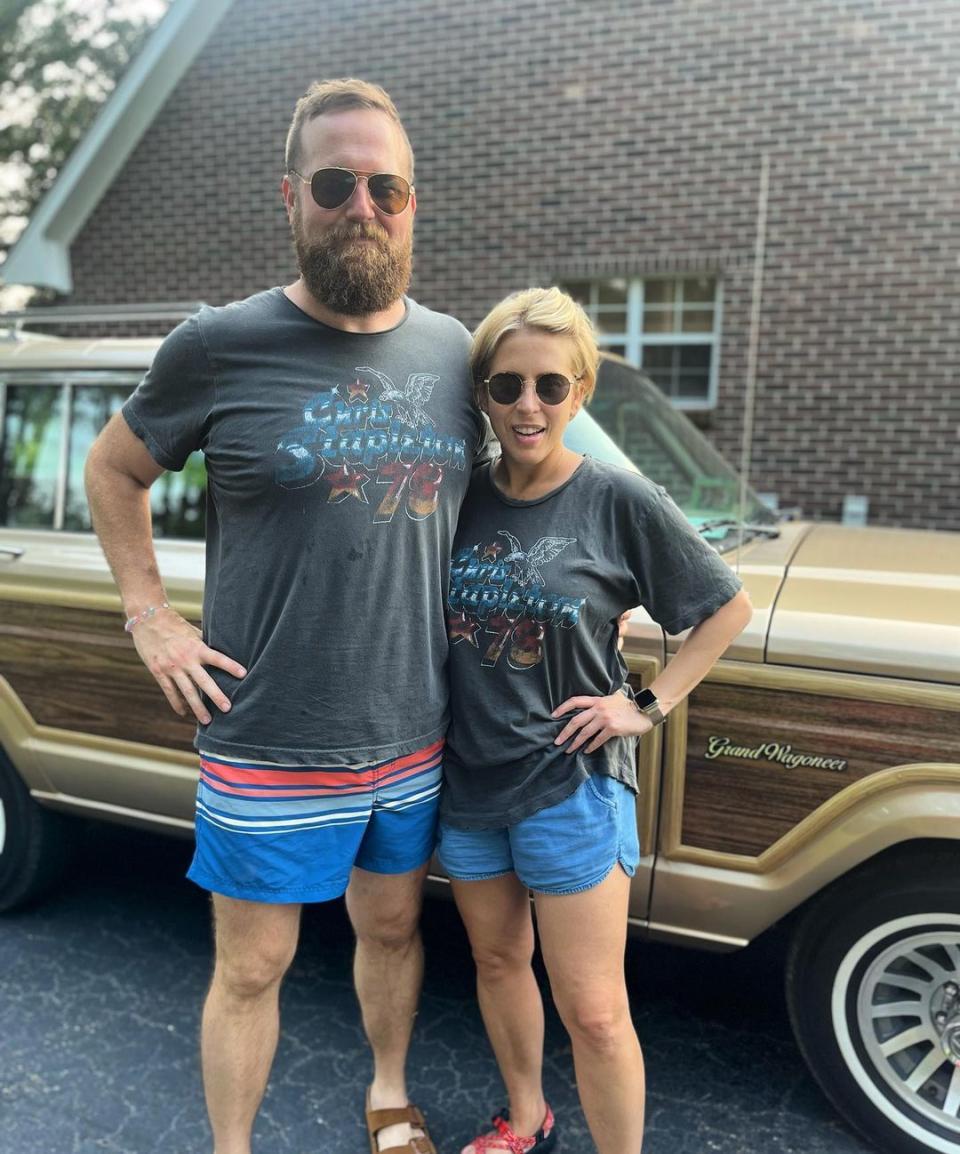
[589,357,778,536]
[0,377,207,539]
[0,384,64,528]
[63,384,130,530]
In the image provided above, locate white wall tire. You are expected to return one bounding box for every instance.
[787,849,960,1154]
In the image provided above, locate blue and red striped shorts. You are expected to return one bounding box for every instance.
[186,738,443,903]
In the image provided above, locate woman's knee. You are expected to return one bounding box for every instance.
[556,993,635,1054]
[471,931,535,981]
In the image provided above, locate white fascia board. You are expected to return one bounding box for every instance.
[2,0,235,293]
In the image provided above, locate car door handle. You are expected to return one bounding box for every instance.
[0,547,24,561]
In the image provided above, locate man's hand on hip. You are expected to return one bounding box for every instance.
[131,610,247,724]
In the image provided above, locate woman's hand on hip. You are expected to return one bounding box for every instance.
[552,693,653,755]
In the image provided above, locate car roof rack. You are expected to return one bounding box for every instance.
[0,302,207,338]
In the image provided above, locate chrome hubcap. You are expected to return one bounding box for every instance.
[856,927,960,1134]
[935,982,960,1064]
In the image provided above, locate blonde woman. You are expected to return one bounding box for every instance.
[440,287,752,1153]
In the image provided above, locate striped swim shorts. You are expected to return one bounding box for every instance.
[186,738,443,904]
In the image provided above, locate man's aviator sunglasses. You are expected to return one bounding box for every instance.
[483,372,582,406]
[288,167,414,215]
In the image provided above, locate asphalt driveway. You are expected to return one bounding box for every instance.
[0,824,874,1154]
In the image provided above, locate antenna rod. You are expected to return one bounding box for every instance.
[737,152,770,569]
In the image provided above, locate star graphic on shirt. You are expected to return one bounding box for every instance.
[327,465,371,504]
[340,378,370,404]
[481,542,504,561]
[447,609,480,647]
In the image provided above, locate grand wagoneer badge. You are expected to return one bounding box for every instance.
[704,736,848,772]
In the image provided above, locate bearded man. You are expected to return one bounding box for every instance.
[85,79,486,1154]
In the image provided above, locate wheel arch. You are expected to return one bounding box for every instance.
[650,769,960,948]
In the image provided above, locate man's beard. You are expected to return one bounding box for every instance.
[291,207,413,316]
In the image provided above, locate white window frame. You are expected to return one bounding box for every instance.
[568,277,723,411]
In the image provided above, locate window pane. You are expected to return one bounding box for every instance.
[683,277,716,303]
[642,345,711,400]
[681,307,715,333]
[598,340,628,359]
[562,281,591,305]
[644,279,677,307]
[0,385,63,528]
[643,308,676,334]
[641,345,675,388]
[597,279,628,305]
[63,385,130,530]
[681,345,712,371]
[594,308,628,334]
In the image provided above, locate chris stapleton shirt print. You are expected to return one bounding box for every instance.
[274,364,468,523]
[448,531,587,670]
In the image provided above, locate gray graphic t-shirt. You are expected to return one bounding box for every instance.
[123,288,485,765]
[442,456,743,829]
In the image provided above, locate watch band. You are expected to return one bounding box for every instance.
[634,688,666,726]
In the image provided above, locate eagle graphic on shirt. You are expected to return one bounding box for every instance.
[498,530,575,586]
[448,531,586,670]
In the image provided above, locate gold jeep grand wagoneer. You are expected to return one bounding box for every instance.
[0,330,958,1154]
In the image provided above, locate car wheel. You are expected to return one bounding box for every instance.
[786,849,960,1154]
[0,751,73,913]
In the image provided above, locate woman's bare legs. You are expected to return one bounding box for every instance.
[451,874,549,1150]
[534,866,645,1154]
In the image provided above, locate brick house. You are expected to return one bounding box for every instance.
[5,0,958,530]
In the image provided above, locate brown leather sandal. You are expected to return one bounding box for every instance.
[365,1088,437,1154]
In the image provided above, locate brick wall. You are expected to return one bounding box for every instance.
[67,0,960,530]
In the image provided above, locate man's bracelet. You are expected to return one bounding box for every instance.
[123,602,171,632]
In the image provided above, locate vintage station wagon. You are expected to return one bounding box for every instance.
[0,329,958,1154]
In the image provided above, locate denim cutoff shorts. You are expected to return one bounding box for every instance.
[437,772,640,896]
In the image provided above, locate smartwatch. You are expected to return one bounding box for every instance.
[634,688,666,726]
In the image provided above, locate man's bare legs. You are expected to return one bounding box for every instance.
[201,895,302,1154]
[346,863,430,1152]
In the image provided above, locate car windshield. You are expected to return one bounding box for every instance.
[564,356,779,550]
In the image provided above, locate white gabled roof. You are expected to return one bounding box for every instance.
[2,0,235,293]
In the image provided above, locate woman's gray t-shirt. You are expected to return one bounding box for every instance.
[442,456,743,829]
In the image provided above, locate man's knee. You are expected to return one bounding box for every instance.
[354,903,422,952]
[210,897,300,1000]
[346,869,425,950]
[212,936,297,1000]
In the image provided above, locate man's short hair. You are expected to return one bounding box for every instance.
[285,78,414,180]
[470,287,600,409]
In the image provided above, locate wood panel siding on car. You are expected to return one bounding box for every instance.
[678,676,960,857]
[0,600,196,752]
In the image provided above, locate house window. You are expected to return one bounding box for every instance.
[561,276,721,409]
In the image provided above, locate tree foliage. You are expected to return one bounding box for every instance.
[0,0,168,283]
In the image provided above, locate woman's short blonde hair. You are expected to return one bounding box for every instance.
[470,286,599,409]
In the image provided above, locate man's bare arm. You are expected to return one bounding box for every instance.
[85,414,245,722]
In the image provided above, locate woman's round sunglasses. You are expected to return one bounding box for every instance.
[288,166,414,215]
[483,372,582,406]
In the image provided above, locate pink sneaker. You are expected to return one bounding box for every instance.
[463,1105,556,1154]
